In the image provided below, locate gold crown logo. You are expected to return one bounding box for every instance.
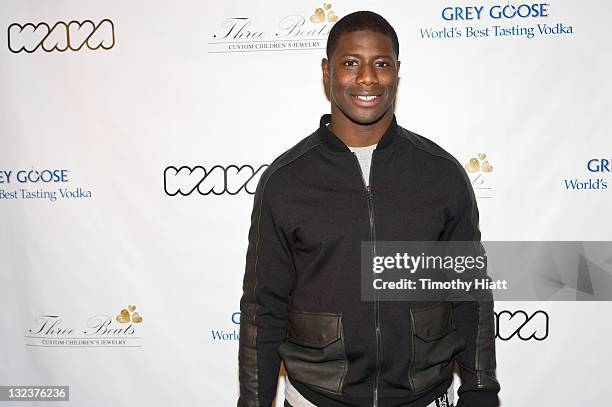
[310,3,338,23]
[116,304,143,324]
[464,153,493,174]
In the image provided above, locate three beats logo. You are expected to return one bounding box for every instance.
[7,20,115,53]
[464,153,494,199]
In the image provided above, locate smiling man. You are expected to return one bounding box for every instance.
[238,11,500,407]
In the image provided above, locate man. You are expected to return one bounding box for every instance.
[238,11,500,407]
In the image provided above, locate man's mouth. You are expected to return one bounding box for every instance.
[352,94,382,106]
[356,95,378,101]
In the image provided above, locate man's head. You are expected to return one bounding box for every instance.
[325,11,399,62]
[322,11,400,126]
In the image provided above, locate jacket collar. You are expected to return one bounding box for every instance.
[317,113,399,153]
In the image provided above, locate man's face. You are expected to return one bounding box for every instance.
[322,30,400,125]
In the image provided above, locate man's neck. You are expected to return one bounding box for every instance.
[328,108,395,148]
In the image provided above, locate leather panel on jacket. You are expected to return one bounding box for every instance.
[410,303,466,394]
[279,310,348,395]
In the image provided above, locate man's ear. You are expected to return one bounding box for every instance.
[397,60,401,74]
[321,58,330,86]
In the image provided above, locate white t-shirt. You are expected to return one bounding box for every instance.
[284,375,454,406]
[348,144,376,186]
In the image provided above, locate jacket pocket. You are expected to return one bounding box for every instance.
[409,303,466,393]
[279,310,347,395]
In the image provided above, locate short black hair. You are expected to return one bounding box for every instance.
[326,11,399,60]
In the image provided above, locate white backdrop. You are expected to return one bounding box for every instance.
[1,1,611,406]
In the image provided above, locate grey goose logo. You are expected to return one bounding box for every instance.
[7,20,115,53]
[164,165,268,196]
[495,310,549,341]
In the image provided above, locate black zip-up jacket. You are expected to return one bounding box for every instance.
[238,114,500,407]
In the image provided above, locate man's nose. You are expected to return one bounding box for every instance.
[357,64,378,85]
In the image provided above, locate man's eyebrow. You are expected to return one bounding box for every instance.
[337,52,395,59]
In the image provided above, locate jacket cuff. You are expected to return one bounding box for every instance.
[457,390,499,407]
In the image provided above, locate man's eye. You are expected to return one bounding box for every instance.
[343,60,358,67]
[376,61,390,68]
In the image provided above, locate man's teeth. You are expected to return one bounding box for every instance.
[356,95,377,101]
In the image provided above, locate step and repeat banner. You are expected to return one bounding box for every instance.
[1,0,610,405]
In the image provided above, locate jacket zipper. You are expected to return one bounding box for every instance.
[351,152,381,407]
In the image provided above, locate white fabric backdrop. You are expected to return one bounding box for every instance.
[1,1,611,405]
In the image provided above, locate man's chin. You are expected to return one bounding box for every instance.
[346,111,388,126]
[332,103,394,126]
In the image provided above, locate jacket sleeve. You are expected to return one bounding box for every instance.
[238,171,295,407]
[440,173,501,407]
